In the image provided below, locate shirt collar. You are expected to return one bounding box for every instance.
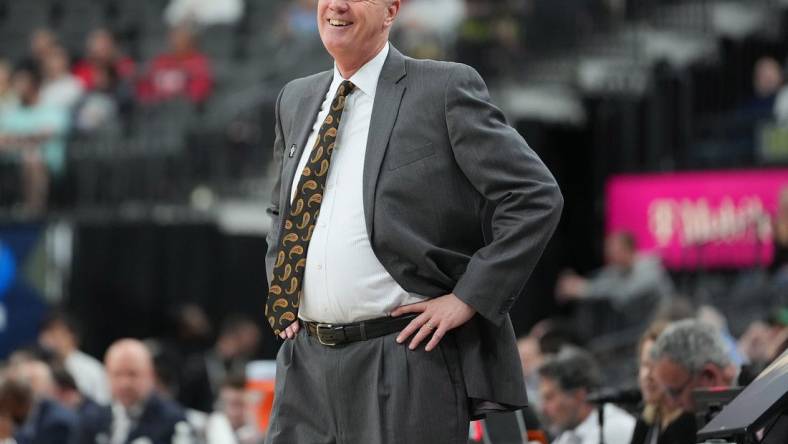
[112,400,145,420]
[572,407,598,440]
[332,42,389,98]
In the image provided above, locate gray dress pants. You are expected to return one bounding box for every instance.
[264,328,470,444]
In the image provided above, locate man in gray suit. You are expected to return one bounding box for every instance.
[263,0,563,442]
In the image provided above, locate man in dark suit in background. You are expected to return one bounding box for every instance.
[7,360,78,444]
[74,339,191,444]
[263,0,563,442]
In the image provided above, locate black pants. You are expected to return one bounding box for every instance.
[265,329,470,444]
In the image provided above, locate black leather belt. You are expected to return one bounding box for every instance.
[301,314,417,347]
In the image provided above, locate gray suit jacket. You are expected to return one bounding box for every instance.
[265,46,563,416]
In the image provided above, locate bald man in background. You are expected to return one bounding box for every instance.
[74,339,192,444]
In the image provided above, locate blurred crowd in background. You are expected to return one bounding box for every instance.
[2,308,266,443]
[0,235,786,443]
[0,0,783,212]
[0,0,787,443]
[0,24,211,212]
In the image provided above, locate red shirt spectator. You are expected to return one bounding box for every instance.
[74,58,135,90]
[136,26,213,104]
[72,29,136,91]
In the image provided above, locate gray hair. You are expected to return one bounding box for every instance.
[538,346,601,392]
[650,319,731,373]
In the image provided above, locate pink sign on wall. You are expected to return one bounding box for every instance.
[606,169,788,269]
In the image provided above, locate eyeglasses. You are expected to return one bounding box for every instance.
[662,372,696,400]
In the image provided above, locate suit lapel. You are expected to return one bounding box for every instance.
[281,71,333,213]
[363,47,407,239]
[124,398,151,444]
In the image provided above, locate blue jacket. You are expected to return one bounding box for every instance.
[15,398,78,444]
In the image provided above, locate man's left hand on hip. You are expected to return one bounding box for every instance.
[392,294,476,352]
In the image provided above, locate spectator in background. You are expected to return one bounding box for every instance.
[205,375,261,444]
[738,307,788,383]
[144,304,214,400]
[75,339,191,444]
[137,25,213,106]
[535,319,585,355]
[0,378,33,443]
[651,320,738,415]
[7,360,78,444]
[517,334,544,411]
[73,29,136,92]
[177,316,260,413]
[772,61,788,123]
[39,46,83,111]
[516,318,583,412]
[753,57,783,106]
[732,56,782,148]
[741,56,783,120]
[738,319,775,368]
[164,0,244,27]
[557,231,674,326]
[770,186,788,276]
[50,365,108,444]
[72,64,123,134]
[0,60,17,117]
[50,366,104,420]
[630,321,696,444]
[0,62,68,212]
[539,347,636,444]
[37,312,110,405]
[171,304,214,357]
[28,29,59,66]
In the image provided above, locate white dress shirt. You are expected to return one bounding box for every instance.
[110,402,140,444]
[552,404,636,444]
[65,350,110,404]
[290,42,426,323]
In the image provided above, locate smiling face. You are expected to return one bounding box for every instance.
[317,0,399,76]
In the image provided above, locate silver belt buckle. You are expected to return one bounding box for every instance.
[316,323,338,346]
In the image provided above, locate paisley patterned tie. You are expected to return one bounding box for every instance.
[266,80,356,335]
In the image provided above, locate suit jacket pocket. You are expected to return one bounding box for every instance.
[387,142,435,170]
